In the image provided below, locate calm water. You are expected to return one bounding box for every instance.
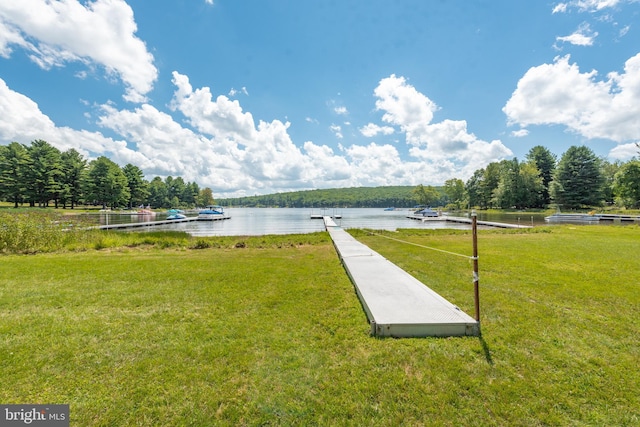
[96,208,549,237]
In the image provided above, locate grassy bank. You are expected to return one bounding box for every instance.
[0,225,638,425]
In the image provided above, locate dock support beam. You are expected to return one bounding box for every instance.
[472,211,480,324]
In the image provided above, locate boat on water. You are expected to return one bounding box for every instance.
[166,213,187,220]
[414,207,439,218]
[198,205,229,220]
[136,209,156,216]
[544,213,599,223]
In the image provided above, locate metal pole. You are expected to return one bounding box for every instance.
[472,210,480,322]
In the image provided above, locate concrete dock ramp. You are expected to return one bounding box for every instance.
[324,220,479,338]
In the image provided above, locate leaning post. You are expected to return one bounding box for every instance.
[471,210,480,323]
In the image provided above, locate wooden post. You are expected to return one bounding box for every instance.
[472,210,480,322]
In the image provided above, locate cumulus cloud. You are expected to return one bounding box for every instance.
[0,0,157,102]
[0,67,515,196]
[372,74,512,180]
[503,54,640,154]
[374,75,438,145]
[0,77,143,164]
[609,142,639,159]
[511,129,530,137]
[359,123,395,138]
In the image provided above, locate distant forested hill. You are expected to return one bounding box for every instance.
[216,186,444,208]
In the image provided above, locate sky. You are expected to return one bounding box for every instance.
[1,0,639,197]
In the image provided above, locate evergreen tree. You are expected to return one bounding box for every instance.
[122,164,149,209]
[0,142,30,207]
[526,146,556,206]
[84,156,130,209]
[550,146,604,209]
[165,176,186,207]
[181,182,199,207]
[147,177,168,208]
[60,149,87,209]
[25,140,63,207]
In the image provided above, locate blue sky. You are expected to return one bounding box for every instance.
[1,0,639,197]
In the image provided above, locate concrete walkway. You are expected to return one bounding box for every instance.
[324,217,479,337]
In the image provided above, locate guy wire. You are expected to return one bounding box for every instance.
[366,230,472,260]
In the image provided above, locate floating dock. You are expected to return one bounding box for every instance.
[407,215,531,229]
[324,217,479,338]
[94,215,229,230]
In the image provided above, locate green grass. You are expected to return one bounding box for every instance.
[0,226,639,425]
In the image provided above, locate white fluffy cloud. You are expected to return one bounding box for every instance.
[0,0,157,102]
[0,77,142,163]
[503,54,640,151]
[0,68,515,196]
[556,23,598,47]
[359,123,395,138]
[372,75,513,181]
[609,143,639,159]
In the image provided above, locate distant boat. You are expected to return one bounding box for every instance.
[414,207,439,217]
[384,207,395,211]
[137,209,156,216]
[544,213,599,223]
[166,213,187,220]
[198,205,229,220]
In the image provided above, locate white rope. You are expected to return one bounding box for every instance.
[366,231,473,260]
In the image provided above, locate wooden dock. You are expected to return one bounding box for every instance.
[407,215,531,229]
[324,217,479,338]
[94,216,229,230]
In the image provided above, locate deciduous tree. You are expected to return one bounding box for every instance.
[613,160,640,208]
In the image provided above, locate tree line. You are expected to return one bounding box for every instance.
[460,145,640,210]
[220,145,640,210]
[218,186,421,208]
[0,140,215,209]
[403,145,639,210]
[3,140,639,210]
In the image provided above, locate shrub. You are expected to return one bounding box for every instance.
[0,211,68,254]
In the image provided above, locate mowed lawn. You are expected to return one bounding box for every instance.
[0,226,638,426]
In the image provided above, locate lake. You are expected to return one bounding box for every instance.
[95,208,549,236]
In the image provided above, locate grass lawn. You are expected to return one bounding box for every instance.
[0,226,638,425]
